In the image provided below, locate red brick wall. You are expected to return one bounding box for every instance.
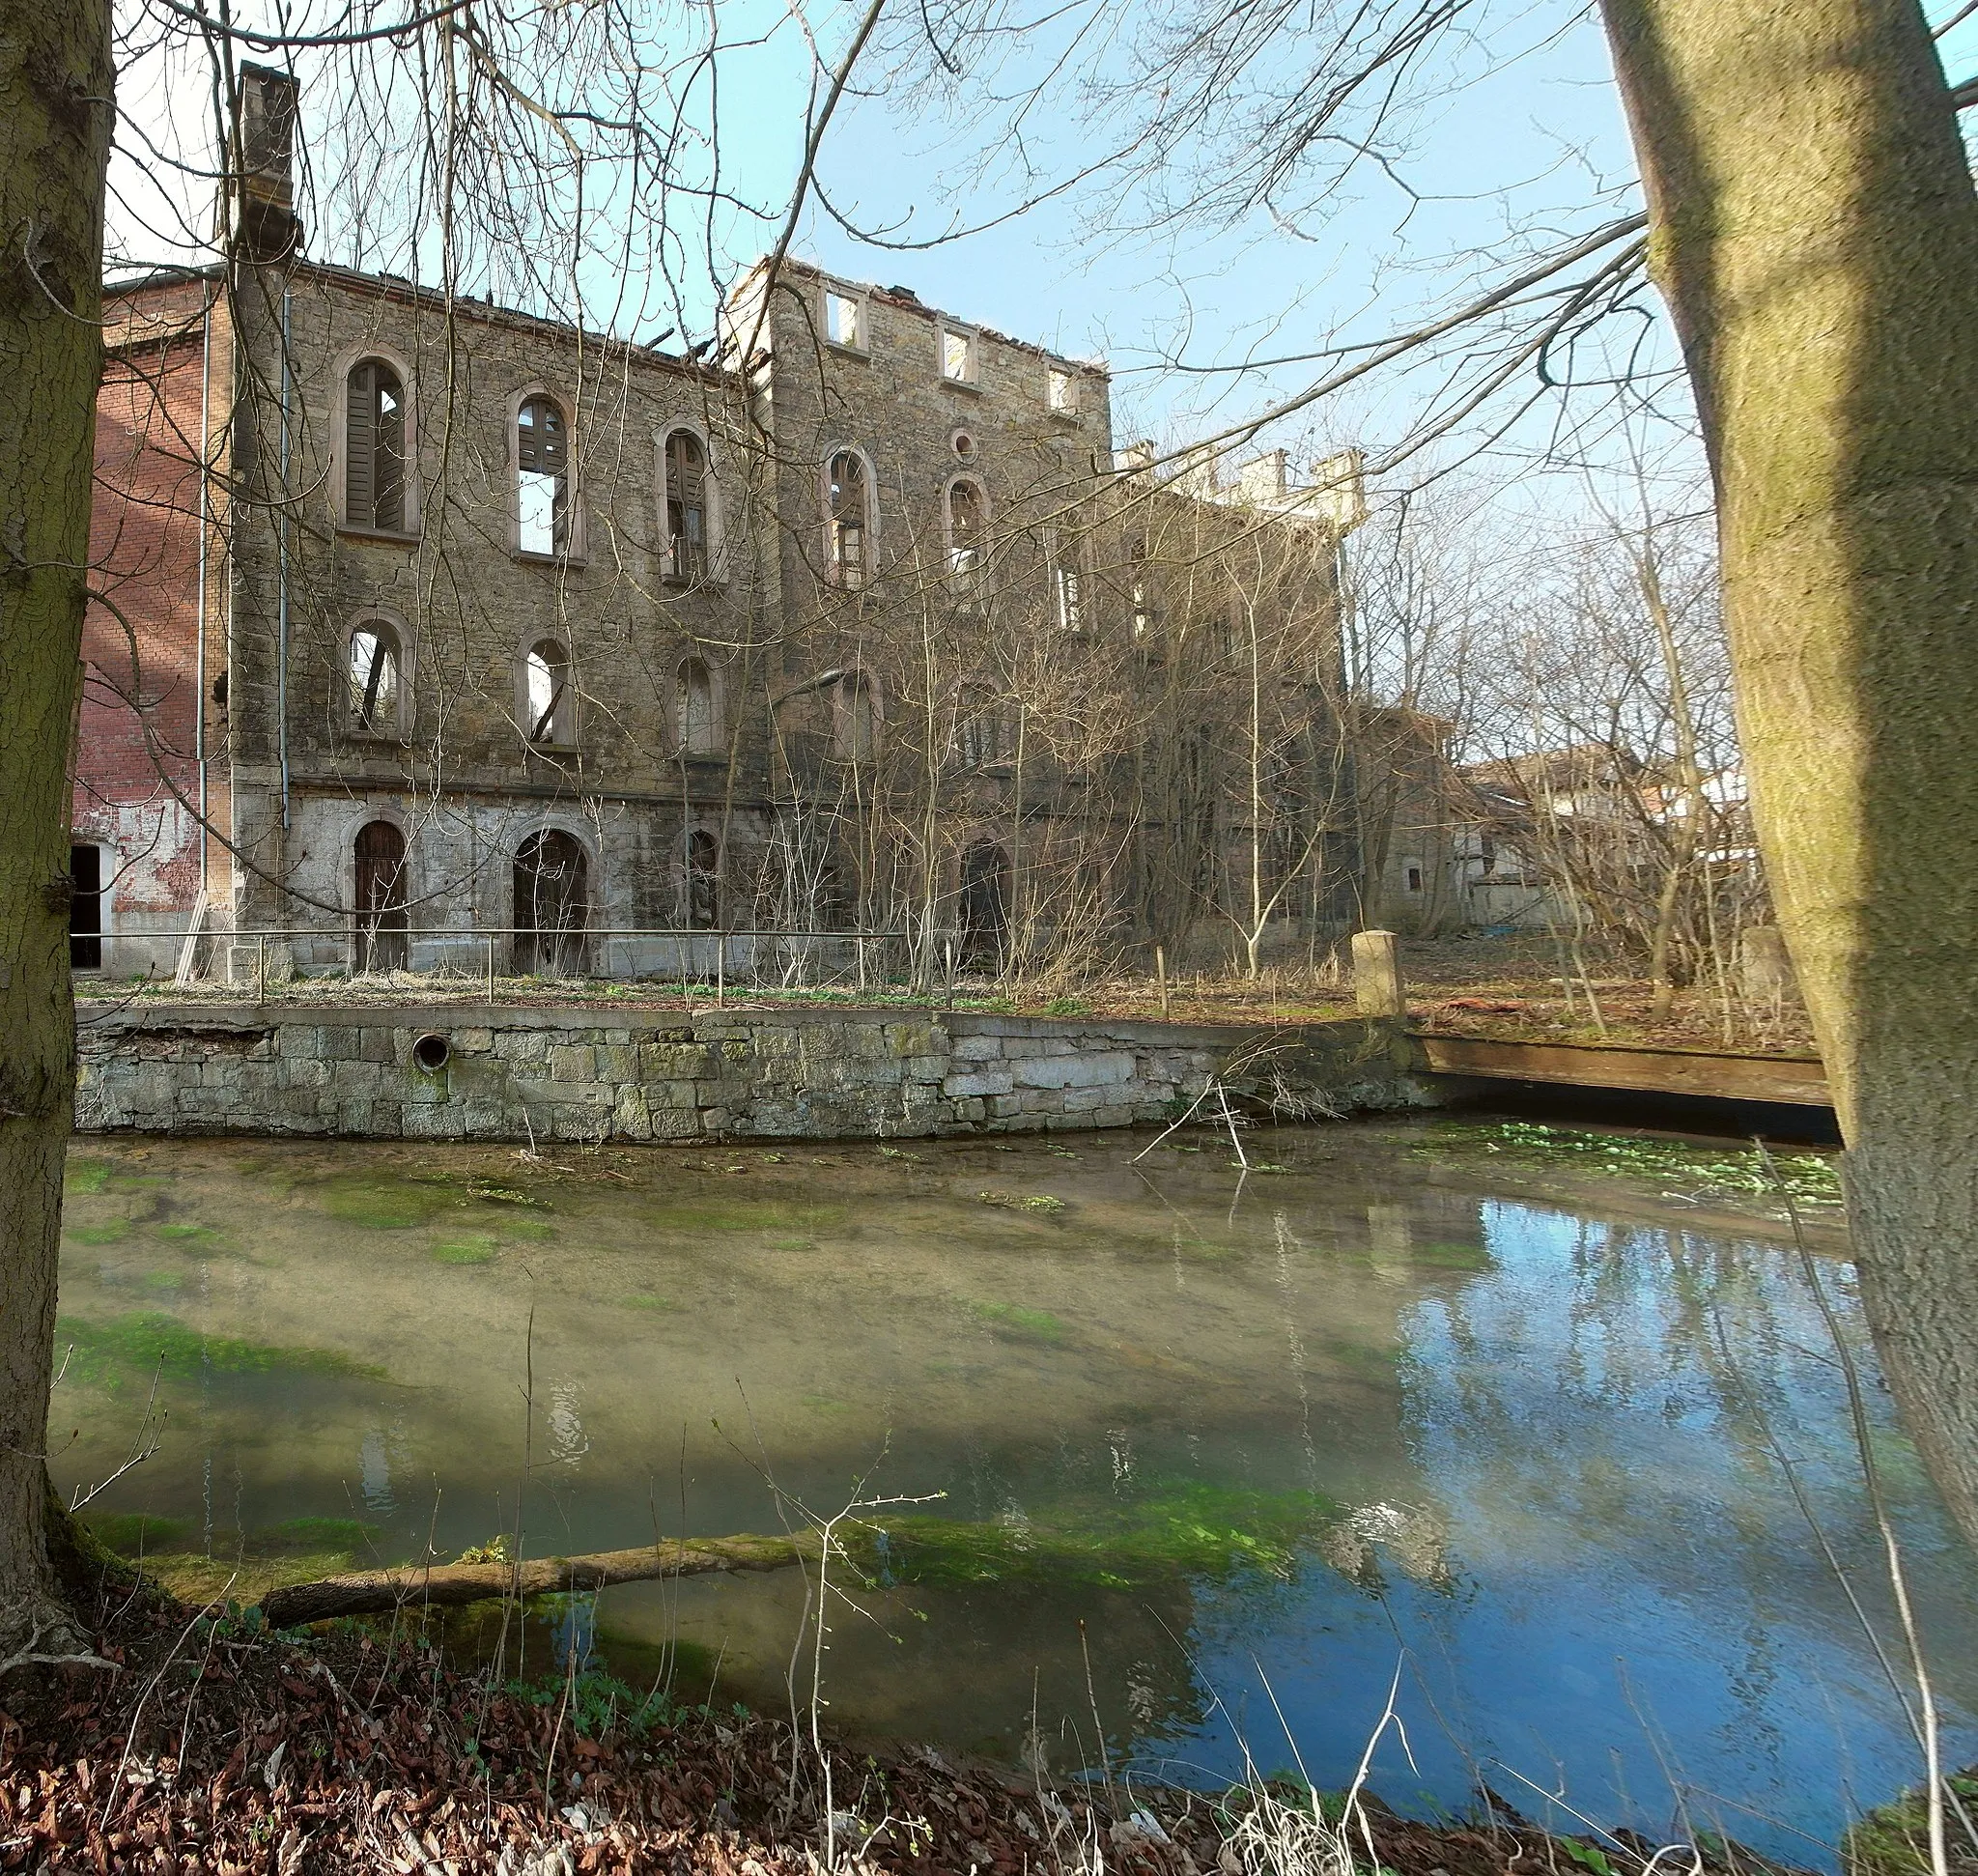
[77,281,226,924]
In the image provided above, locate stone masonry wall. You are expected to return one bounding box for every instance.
[74,1005,1427,1144]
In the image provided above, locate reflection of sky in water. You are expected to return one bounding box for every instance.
[1162,1202,1973,1865]
[50,1128,1977,1868]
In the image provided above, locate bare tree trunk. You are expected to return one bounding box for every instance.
[0,0,114,1664]
[1602,0,1978,1539]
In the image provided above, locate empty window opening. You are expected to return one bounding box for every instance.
[1048,368,1078,414]
[345,359,407,532]
[1129,536,1156,640]
[677,655,719,753]
[348,621,402,732]
[664,430,708,580]
[956,686,1007,770]
[515,829,590,976]
[947,479,985,587]
[942,327,976,383]
[353,820,410,973]
[950,428,977,462]
[517,395,569,555]
[687,828,721,929]
[70,843,102,970]
[1404,863,1425,894]
[826,290,863,349]
[957,841,1010,968]
[525,640,573,747]
[834,672,878,761]
[1057,562,1085,634]
[827,450,870,587]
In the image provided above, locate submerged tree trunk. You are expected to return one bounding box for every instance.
[1601,0,1978,1539]
[0,0,114,1666]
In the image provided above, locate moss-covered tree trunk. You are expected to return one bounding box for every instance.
[0,0,114,1664]
[1599,0,1978,1540]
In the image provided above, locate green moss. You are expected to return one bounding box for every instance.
[65,1158,116,1195]
[66,1220,131,1246]
[1843,1774,1978,1876]
[1410,1240,1494,1272]
[155,1222,214,1241]
[857,1480,1341,1590]
[636,1199,844,1236]
[621,1293,677,1312]
[140,1269,186,1293]
[433,1236,498,1265]
[56,1311,385,1386]
[251,1516,378,1553]
[968,1299,1067,1343]
[503,1218,557,1241]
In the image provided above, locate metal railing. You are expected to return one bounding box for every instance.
[87,923,969,1006]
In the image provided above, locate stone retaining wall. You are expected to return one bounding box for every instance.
[74,1004,1428,1144]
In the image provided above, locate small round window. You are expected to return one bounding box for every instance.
[950,428,977,462]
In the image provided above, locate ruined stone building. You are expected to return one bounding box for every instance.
[75,66,1385,984]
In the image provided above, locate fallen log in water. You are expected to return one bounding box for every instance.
[257,1531,821,1628]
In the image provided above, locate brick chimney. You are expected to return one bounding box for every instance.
[223,64,301,261]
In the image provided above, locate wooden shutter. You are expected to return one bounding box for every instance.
[374,366,404,533]
[346,363,376,527]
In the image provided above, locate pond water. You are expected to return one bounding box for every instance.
[52,1119,1978,1865]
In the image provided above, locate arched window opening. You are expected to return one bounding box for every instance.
[348,621,402,733]
[517,395,569,554]
[515,829,589,976]
[834,672,878,762]
[353,820,410,974]
[664,431,709,581]
[686,829,721,929]
[346,359,406,532]
[958,842,1010,968]
[947,479,984,590]
[677,656,718,754]
[524,640,573,748]
[827,451,869,587]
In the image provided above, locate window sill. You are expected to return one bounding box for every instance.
[1047,408,1082,425]
[662,569,724,590]
[525,741,580,758]
[515,548,587,569]
[825,340,870,362]
[337,524,420,548]
[942,376,983,396]
[343,727,413,748]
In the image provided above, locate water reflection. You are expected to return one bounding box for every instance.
[50,1123,1974,1865]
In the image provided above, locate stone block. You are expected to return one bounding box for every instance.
[1062,1086,1112,1112]
[454,1029,495,1053]
[284,1056,329,1091]
[987,1094,1021,1118]
[1018,1090,1061,1113]
[320,1026,364,1061]
[639,1042,712,1078]
[402,1103,466,1138]
[604,1027,634,1045]
[953,1096,986,1122]
[905,1055,947,1083]
[598,1044,638,1081]
[613,1087,655,1141]
[943,1069,1013,1098]
[886,1021,941,1058]
[549,1044,595,1081]
[951,1036,1003,1063]
[1012,1051,1133,1090]
[360,1028,395,1064]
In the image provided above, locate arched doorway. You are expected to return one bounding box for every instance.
[353,821,410,973]
[515,830,590,976]
[957,841,1010,969]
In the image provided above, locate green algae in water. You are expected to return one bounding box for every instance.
[66,1220,132,1246]
[433,1236,499,1265]
[155,1222,214,1242]
[859,1481,1340,1590]
[140,1269,186,1293]
[81,1510,190,1554]
[319,1176,465,1230]
[66,1158,116,1196]
[56,1311,385,1386]
[968,1300,1067,1343]
[620,1293,677,1312]
[636,1198,846,1236]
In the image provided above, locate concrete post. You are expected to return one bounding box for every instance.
[1352,928,1405,1020]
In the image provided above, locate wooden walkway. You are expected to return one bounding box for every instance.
[1408,1033,1831,1108]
